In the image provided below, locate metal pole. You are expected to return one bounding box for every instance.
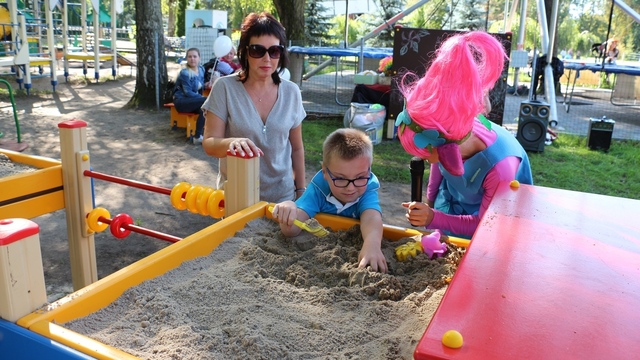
[344,0,349,48]
[112,0,118,78]
[46,0,58,91]
[613,0,640,23]
[505,0,519,32]
[63,0,70,81]
[503,0,509,32]
[485,0,491,30]
[155,33,160,111]
[535,0,549,49]
[450,0,454,29]
[536,0,559,125]
[512,0,528,93]
[303,0,431,80]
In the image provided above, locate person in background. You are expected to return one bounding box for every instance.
[173,47,211,145]
[271,128,387,273]
[605,38,619,64]
[203,47,239,86]
[221,45,241,72]
[201,12,306,203]
[396,31,533,239]
[604,39,620,83]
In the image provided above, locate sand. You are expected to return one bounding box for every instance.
[1,65,456,359]
[65,219,464,360]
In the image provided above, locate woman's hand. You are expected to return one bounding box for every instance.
[402,201,434,227]
[206,75,219,89]
[228,138,263,158]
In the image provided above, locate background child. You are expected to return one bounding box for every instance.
[173,47,210,144]
[271,128,387,273]
[396,31,533,239]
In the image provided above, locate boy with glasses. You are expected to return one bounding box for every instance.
[271,128,387,273]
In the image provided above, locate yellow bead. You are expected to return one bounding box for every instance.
[509,180,520,188]
[442,330,463,349]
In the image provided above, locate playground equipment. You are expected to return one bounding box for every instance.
[3,116,639,358]
[0,116,445,358]
[0,4,10,38]
[0,119,247,289]
[184,9,227,63]
[60,0,122,82]
[0,78,28,152]
[0,2,58,93]
[0,0,124,91]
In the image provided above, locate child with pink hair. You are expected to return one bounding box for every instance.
[396,31,533,238]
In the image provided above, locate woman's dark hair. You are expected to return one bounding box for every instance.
[237,12,288,84]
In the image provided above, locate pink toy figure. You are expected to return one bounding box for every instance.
[421,230,448,258]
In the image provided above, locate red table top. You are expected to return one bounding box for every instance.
[414,183,640,359]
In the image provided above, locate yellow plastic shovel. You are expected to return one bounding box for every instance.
[268,206,329,237]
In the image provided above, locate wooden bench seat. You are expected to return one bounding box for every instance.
[164,103,198,139]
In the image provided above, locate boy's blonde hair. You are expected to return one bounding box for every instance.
[322,128,373,166]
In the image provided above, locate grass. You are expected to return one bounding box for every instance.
[302,117,640,200]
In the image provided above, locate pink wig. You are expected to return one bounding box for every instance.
[398,31,507,160]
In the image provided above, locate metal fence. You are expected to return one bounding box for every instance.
[299,54,640,142]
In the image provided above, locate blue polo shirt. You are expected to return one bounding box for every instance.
[296,170,382,219]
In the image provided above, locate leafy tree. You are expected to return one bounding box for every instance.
[406,0,450,30]
[556,18,580,55]
[305,0,332,46]
[164,0,178,37]
[273,0,306,44]
[456,0,487,30]
[116,0,136,31]
[489,15,540,51]
[127,0,168,109]
[629,19,640,52]
[202,0,273,31]
[363,0,404,47]
[326,14,365,47]
[176,0,188,37]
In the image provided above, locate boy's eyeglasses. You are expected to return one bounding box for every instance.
[326,167,371,188]
[247,44,285,59]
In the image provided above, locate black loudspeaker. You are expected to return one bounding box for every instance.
[587,117,615,152]
[516,100,550,152]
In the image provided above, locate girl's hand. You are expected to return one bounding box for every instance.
[402,201,434,227]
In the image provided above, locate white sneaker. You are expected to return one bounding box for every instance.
[193,135,203,145]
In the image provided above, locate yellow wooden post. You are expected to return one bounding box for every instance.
[0,218,47,322]
[58,120,97,290]
[224,155,260,217]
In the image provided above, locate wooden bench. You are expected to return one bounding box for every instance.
[164,103,198,140]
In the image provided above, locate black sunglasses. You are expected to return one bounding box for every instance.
[247,44,285,59]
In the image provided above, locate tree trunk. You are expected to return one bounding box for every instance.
[272,0,306,45]
[167,0,176,37]
[127,0,168,109]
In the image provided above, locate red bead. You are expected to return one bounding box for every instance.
[110,213,133,239]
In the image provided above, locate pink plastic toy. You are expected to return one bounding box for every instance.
[421,230,448,258]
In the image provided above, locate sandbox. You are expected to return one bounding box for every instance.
[13,201,462,359]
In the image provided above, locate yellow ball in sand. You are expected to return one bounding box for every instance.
[442,330,463,349]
